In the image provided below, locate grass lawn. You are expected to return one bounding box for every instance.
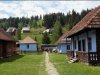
[0,52,47,75]
[49,53,100,75]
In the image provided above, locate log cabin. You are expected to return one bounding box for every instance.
[66,6,100,65]
[6,27,16,36]
[0,29,16,58]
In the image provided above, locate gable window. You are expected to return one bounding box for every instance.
[88,37,92,51]
[27,44,29,49]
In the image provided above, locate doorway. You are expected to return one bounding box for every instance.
[2,41,7,58]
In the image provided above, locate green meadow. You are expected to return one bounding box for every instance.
[0,52,47,75]
[49,53,100,75]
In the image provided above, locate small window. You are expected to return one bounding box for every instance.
[82,39,86,51]
[0,41,2,44]
[74,40,76,49]
[78,40,81,51]
[27,44,29,49]
[88,37,92,51]
[67,45,70,50]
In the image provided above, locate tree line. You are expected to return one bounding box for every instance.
[0,9,91,43]
[0,9,91,31]
[43,9,91,30]
[42,9,91,44]
[0,15,43,30]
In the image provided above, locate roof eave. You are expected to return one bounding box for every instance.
[66,27,88,38]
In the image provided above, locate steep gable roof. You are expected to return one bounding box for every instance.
[6,27,16,32]
[67,6,100,37]
[0,29,14,41]
[20,36,37,44]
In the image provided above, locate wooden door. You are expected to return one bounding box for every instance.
[2,41,7,58]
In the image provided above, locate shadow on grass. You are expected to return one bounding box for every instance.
[20,51,44,55]
[0,54,25,64]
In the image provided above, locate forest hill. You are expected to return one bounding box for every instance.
[0,9,91,31]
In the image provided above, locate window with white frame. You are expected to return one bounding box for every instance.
[27,44,29,49]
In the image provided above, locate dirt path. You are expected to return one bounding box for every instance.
[45,52,59,75]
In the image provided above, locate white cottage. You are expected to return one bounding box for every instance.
[19,36,38,52]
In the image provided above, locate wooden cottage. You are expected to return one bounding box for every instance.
[6,27,16,36]
[66,6,100,65]
[56,32,71,53]
[43,29,54,34]
[0,29,16,58]
[21,27,30,33]
[19,36,38,52]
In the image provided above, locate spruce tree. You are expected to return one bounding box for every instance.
[42,32,51,44]
[52,16,62,43]
[34,36,37,41]
[16,22,23,40]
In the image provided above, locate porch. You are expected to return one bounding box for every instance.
[67,50,100,65]
[67,50,74,59]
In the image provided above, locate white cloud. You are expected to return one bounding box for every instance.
[0,1,100,18]
[0,13,9,18]
[59,1,100,13]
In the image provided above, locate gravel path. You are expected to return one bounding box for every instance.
[45,52,59,75]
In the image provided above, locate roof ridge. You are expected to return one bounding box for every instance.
[21,36,37,43]
[86,6,100,26]
[67,5,100,37]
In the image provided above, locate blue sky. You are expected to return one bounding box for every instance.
[0,1,100,18]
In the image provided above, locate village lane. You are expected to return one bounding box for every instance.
[45,52,59,75]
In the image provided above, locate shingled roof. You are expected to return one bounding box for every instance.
[20,36,37,44]
[67,6,100,37]
[0,29,14,41]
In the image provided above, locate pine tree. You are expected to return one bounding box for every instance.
[16,22,23,40]
[34,36,37,41]
[52,16,62,43]
[42,32,51,44]
[32,20,37,28]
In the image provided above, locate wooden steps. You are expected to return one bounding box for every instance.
[68,57,79,63]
